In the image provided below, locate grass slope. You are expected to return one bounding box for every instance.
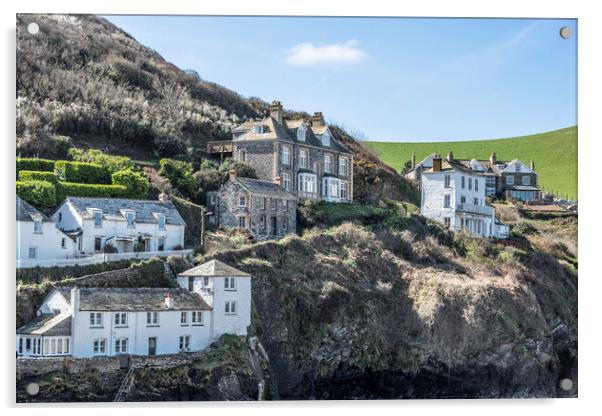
[365,126,577,200]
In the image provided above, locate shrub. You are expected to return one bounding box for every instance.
[102,243,118,254]
[200,159,219,171]
[68,148,134,173]
[512,222,539,235]
[52,135,73,159]
[16,180,56,209]
[18,170,59,184]
[16,158,55,174]
[218,158,257,179]
[153,136,187,158]
[56,182,128,200]
[194,169,223,193]
[112,169,149,199]
[159,158,198,198]
[54,160,112,184]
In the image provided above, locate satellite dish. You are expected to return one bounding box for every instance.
[560,26,571,39]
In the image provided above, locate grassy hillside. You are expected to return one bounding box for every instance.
[365,126,577,201]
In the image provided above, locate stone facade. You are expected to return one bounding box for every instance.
[207,173,297,241]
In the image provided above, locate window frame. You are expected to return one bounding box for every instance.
[224,277,237,291]
[114,312,127,327]
[146,311,159,327]
[179,335,191,351]
[89,312,103,328]
[28,246,37,260]
[237,216,247,229]
[180,311,189,326]
[93,338,106,355]
[506,175,514,185]
[299,149,308,169]
[443,194,451,208]
[115,337,128,354]
[324,155,332,174]
[225,301,237,315]
[191,311,204,325]
[93,210,103,228]
[33,219,43,234]
[339,157,348,176]
[126,210,136,228]
[158,214,166,230]
[282,146,291,165]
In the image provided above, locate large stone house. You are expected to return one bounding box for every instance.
[420,155,509,238]
[406,152,541,202]
[207,170,297,240]
[17,259,251,358]
[230,101,354,203]
[16,196,77,267]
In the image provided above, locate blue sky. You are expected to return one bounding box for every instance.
[104,16,577,142]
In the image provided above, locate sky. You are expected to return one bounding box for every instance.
[104,16,577,142]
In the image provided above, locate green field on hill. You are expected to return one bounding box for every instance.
[365,126,578,201]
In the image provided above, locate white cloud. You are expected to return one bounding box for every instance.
[285,40,367,66]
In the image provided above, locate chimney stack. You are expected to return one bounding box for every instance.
[432,155,442,172]
[269,100,283,124]
[164,293,175,310]
[158,192,169,203]
[530,160,535,171]
[311,112,325,127]
[70,287,80,313]
[411,152,416,169]
[490,152,497,165]
[228,169,238,182]
[447,151,454,161]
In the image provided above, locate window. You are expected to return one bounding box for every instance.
[506,176,514,185]
[340,182,348,200]
[283,217,288,232]
[94,237,102,252]
[324,155,332,173]
[460,196,466,204]
[259,197,266,210]
[224,277,236,290]
[253,124,264,134]
[18,338,23,355]
[282,146,291,165]
[270,198,277,211]
[443,194,451,208]
[239,195,247,207]
[181,311,188,325]
[515,163,521,172]
[26,338,31,351]
[126,211,135,228]
[339,158,348,176]
[64,338,70,354]
[90,312,103,327]
[57,338,63,354]
[33,219,43,234]
[93,210,102,227]
[188,276,194,291]
[115,338,128,354]
[158,214,166,230]
[114,312,127,327]
[61,238,66,249]
[461,176,465,189]
[225,301,237,315]
[522,176,530,186]
[297,124,306,141]
[238,216,246,229]
[179,335,190,351]
[203,277,209,287]
[444,217,451,228]
[240,149,247,162]
[209,194,216,205]
[259,215,266,230]
[283,200,288,212]
[192,311,203,325]
[147,312,159,326]
[322,130,331,146]
[28,247,37,260]
[58,212,62,222]
[475,178,479,191]
[93,338,106,354]
[283,173,291,191]
[473,197,479,205]
[158,237,165,251]
[299,149,308,169]
[298,173,317,193]
[444,174,451,188]
[468,178,472,190]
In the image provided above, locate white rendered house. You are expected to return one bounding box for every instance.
[51,195,186,257]
[16,196,77,267]
[420,156,509,238]
[17,260,252,358]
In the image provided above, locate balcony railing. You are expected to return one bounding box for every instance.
[456,203,494,217]
[17,249,194,269]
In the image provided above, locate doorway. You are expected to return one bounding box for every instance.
[270,217,277,236]
[148,337,156,355]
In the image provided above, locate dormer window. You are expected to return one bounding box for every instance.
[515,164,521,172]
[157,214,166,230]
[253,124,264,134]
[93,210,103,228]
[33,219,43,234]
[297,124,306,141]
[125,211,135,228]
[322,129,331,146]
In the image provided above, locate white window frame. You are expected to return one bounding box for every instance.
[282,146,291,165]
[28,246,37,260]
[225,301,237,315]
[522,175,530,186]
[180,311,189,325]
[93,338,106,355]
[238,195,247,207]
[146,311,159,326]
[238,216,246,229]
[283,200,288,212]
[114,312,127,327]
[506,175,514,185]
[115,338,128,354]
[444,174,451,188]
[340,182,348,200]
[270,198,277,211]
[339,157,348,176]
[126,211,135,228]
[283,173,291,191]
[93,210,103,228]
[89,312,103,328]
[324,155,332,174]
[322,130,331,146]
[299,149,308,169]
[253,124,264,134]
[298,173,317,194]
[224,277,237,291]
[443,194,451,208]
[158,237,165,251]
[158,214,166,230]
[297,124,306,141]
[33,219,43,234]
[191,311,204,325]
[179,335,191,351]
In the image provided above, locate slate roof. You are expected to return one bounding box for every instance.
[507,185,540,191]
[55,287,211,311]
[64,197,186,226]
[233,116,352,155]
[179,259,251,277]
[423,160,477,174]
[236,177,297,199]
[17,313,72,336]
[16,196,48,222]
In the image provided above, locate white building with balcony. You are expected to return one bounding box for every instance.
[16,260,252,358]
[420,156,509,238]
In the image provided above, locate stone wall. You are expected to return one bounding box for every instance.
[233,141,276,181]
[17,355,121,379]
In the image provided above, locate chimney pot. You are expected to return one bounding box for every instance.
[269,100,283,124]
[432,156,442,172]
[158,192,169,203]
[228,169,238,182]
[311,112,325,127]
[490,152,497,165]
[447,151,454,161]
[165,293,175,309]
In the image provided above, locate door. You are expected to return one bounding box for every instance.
[148,337,156,355]
[270,217,278,236]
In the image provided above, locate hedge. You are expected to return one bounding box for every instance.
[18,170,59,184]
[16,180,56,209]
[16,158,56,175]
[54,161,112,184]
[57,182,128,200]
[112,169,149,199]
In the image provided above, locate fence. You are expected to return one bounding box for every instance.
[17,249,194,269]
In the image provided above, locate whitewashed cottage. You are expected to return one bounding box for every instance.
[420,155,509,238]
[16,196,77,267]
[16,259,252,358]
